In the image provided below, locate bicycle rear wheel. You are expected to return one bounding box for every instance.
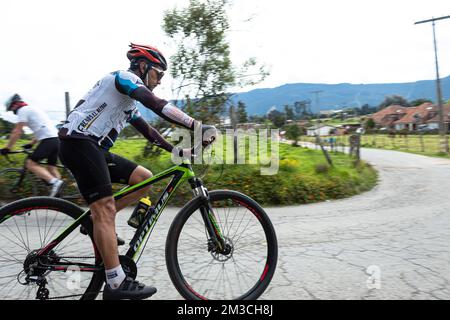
[0,197,104,300]
[166,190,278,300]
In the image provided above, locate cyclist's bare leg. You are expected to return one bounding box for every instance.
[90,196,120,269]
[47,165,61,179]
[115,166,153,212]
[25,159,55,183]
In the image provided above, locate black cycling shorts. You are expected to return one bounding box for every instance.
[29,137,60,166]
[59,138,138,205]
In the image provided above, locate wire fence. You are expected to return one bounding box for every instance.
[299,134,449,156]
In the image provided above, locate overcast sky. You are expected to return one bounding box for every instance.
[1,0,449,121]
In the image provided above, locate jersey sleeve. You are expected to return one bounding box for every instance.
[114,71,145,97]
[131,87,195,130]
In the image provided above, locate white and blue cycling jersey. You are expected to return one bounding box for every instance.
[60,70,145,149]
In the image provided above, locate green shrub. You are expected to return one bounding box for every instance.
[0,138,378,207]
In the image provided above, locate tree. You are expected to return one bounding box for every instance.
[163,0,268,124]
[237,101,248,124]
[182,95,195,116]
[229,104,237,128]
[248,114,266,124]
[285,124,301,146]
[364,118,376,133]
[267,109,286,128]
[378,95,410,110]
[410,98,433,107]
[360,104,377,115]
[284,105,295,121]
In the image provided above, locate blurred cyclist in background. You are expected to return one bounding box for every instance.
[1,94,63,197]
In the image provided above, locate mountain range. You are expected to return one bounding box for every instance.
[230,75,450,115]
[138,75,450,119]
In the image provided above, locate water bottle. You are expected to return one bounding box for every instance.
[127,197,152,229]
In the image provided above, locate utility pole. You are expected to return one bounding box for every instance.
[64,92,71,119]
[415,15,450,153]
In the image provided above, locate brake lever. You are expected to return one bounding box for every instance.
[202,136,216,147]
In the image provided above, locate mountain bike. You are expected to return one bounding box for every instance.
[0,142,278,300]
[0,149,81,206]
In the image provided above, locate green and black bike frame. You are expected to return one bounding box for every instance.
[36,161,226,271]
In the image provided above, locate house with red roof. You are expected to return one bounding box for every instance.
[370,103,441,131]
[370,105,408,130]
[427,103,450,130]
[393,103,437,131]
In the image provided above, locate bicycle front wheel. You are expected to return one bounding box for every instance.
[0,197,104,300]
[166,190,278,300]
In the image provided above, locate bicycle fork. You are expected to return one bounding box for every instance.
[189,178,226,252]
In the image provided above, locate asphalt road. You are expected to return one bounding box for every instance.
[3,147,450,300]
[118,147,450,300]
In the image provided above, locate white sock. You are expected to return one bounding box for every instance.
[49,178,58,185]
[105,265,126,290]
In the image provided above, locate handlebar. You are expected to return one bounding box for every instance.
[1,149,33,164]
[190,133,216,160]
[174,124,218,161]
[4,149,32,154]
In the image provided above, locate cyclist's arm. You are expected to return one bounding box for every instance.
[130,87,196,130]
[6,122,26,149]
[129,116,175,153]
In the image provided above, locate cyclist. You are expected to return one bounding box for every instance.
[58,43,216,300]
[1,94,64,197]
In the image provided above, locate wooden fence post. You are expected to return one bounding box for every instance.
[315,134,333,166]
[419,134,425,152]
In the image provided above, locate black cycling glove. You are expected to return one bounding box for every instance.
[0,148,10,155]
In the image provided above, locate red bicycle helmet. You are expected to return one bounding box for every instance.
[127,43,167,71]
[5,94,27,111]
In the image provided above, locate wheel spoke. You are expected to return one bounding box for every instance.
[0,198,102,300]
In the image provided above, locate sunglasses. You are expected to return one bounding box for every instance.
[151,66,165,81]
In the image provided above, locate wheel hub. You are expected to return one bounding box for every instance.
[23,249,59,278]
[208,237,234,262]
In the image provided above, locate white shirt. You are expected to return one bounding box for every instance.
[17,105,58,141]
[61,70,143,149]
